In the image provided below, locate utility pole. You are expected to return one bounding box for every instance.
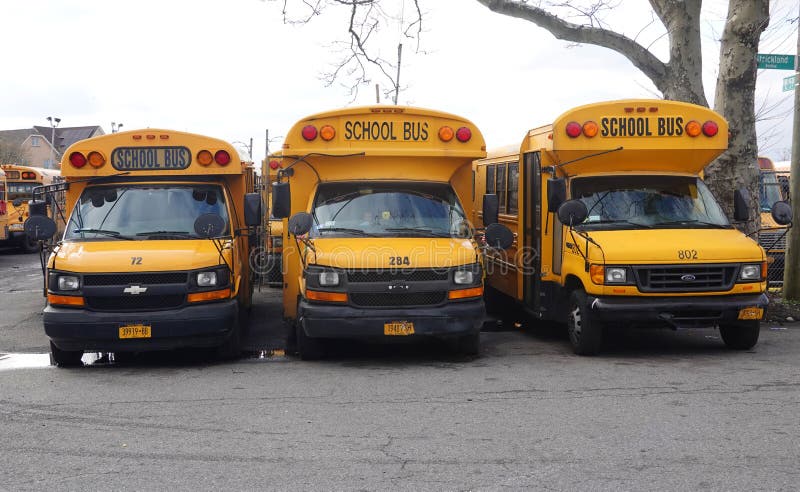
[394,43,402,105]
[782,3,800,300]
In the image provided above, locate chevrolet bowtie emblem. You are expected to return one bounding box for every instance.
[123,285,148,295]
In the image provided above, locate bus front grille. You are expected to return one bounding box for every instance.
[347,269,449,283]
[350,291,446,307]
[83,272,188,287]
[634,265,737,293]
[86,295,185,311]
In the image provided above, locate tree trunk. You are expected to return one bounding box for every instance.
[707,0,769,235]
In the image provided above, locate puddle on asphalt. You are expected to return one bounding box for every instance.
[0,353,51,370]
[0,349,287,370]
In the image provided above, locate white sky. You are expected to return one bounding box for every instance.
[0,0,796,168]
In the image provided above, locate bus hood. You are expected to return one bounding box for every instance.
[50,240,230,273]
[307,237,479,269]
[585,228,764,263]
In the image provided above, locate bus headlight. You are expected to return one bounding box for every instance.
[739,264,761,281]
[605,267,627,284]
[57,275,80,291]
[319,271,340,286]
[196,271,218,287]
[454,270,474,285]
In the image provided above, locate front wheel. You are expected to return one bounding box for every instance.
[567,289,603,356]
[719,321,760,350]
[296,323,325,360]
[19,235,38,254]
[216,309,242,360]
[49,342,83,367]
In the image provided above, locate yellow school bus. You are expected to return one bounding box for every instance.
[474,99,791,355]
[1,164,64,252]
[757,156,788,285]
[28,129,263,366]
[271,106,494,359]
[0,167,7,242]
[260,154,285,286]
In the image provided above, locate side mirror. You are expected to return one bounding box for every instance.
[194,213,226,238]
[557,199,588,226]
[243,193,262,227]
[27,200,48,217]
[12,198,23,207]
[733,188,750,222]
[547,178,566,213]
[23,215,56,241]
[288,212,313,236]
[482,194,499,226]
[484,223,514,249]
[271,181,291,219]
[771,200,792,226]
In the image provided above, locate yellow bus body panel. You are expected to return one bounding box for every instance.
[302,237,478,270]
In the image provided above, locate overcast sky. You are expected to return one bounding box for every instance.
[0,0,796,168]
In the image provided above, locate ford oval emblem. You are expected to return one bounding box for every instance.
[681,274,696,282]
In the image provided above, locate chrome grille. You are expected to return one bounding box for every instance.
[634,265,737,293]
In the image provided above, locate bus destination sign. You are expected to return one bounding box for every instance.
[600,117,687,138]
[111,146,192,171]
[343,120,430,142]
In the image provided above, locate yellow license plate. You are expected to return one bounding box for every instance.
[737,307,764,320]
[384,321,414,336]
[119,324,152,339]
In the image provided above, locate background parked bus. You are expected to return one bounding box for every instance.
[259,154,285,287]
[1,164,65,252]
[271,106,510,359]
[0,167,6,243]
[474,99,791,355]
[26,129,262,366]
[758,156,789,286]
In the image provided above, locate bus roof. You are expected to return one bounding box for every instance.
[59,128,243,178]
[1,164,59,181]
[523,99,728,175]
[280,105,486,159]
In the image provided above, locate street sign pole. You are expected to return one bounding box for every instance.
[782,1,800,299]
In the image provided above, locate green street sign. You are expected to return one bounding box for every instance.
[757,53,795,70]
[784,74,797,92]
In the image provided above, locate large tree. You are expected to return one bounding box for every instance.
[275,0,770,233]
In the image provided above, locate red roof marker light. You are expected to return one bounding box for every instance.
[565,121,582,138]
[69,152,87,168]
[702,121,719,137]
[455,127,472,142]
[301,125,318,141]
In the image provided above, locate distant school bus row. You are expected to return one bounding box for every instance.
[24,99,791,366]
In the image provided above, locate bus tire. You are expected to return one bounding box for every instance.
[296,323,325,361]
[567,289,603,356]
[49,342,83,367]
[458,331,480,355]
[216,310,242,360]
[19,235,38,254]
[719,321,760,350]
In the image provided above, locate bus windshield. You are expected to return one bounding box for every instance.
[759,171,784,212]
[7,182,37,201]
[572,175,730,229]
[65,184,230,241]
[311,181,468,238]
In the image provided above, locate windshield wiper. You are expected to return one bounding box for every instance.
[317,227,375,237]
[72,228,133,240]
[582,219,652,229]
[383,227,452,237]
[653,219,727,228]
[135,230,193,238]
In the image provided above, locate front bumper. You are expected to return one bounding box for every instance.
[588,293,769,329]
[44,300,237,351]
[298,298,485,339]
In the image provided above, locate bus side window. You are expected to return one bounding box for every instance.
[486,165,495,195]
[508,163,519,215]
[496,163,507,214]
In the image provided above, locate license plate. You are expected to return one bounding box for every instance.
[738,307,764,320]
[9,223,23,231]
[384,321,414,336]
[119,324,152,339]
